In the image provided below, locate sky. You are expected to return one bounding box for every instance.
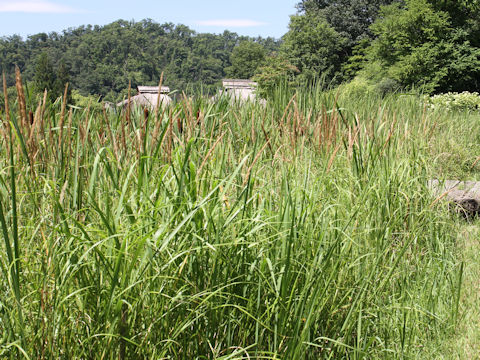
[0,0,298,39]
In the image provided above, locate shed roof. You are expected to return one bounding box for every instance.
[137,86,170,94]
[222,79,257,90]
[116,93,172,109]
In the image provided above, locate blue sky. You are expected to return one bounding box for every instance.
[0,0,298,39]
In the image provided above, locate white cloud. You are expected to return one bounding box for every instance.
[0,0,81,13]
[196,19,268,28]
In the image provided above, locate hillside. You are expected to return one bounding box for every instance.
[0,19,280,101]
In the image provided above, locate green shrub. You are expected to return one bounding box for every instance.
[71,89,103,111]
[425,91,480,112]
[375,77,400,96]
[337,76,375,98]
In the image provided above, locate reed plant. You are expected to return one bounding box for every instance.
[0,71,471,358]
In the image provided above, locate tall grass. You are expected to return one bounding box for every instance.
[0,72,469,358]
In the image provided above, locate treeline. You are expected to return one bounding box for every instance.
[0,19,279,102]
[2,0,480,103]
[262,0,480,95]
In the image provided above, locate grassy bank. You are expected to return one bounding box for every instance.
[0,76,474,358]
[437,224,480,359]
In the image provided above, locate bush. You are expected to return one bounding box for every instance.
[425,91,480,112]
[375,77,400,96]
[71,89,103,111]
[338,77,375,98]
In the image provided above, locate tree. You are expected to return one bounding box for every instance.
[33,52,56,101]
[225,41,266,79]
[253,55,299,98]
[280,12,345,83]
[295,0,400,79]
[54,60,71,101]
[0,35,27,85]
[341,38,371,80]
[429,0,480,34]
[0,19,280,99]
[364,0,480,93]
[296,0,398,47]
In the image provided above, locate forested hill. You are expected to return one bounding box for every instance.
[3,0,480,104]
[0,19,280,101]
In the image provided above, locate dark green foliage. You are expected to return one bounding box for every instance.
[297,0,398,46]
[33,52,56,102]
[54,60,70,98]
[375,77,400,96]
[33,52,54,93]
[32,53,71,102]
[341,38,370,80]
[429,0,480,36]
[365,0,480,93]
[3,2,480,100]
[0,19,280,101]
[0,85,16,118]
[295,0,400,80]
[225,41,266,79]
[0,35,28,86]
[280,12,345,83]
[253,55,299,98]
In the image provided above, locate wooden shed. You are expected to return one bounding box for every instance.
[220,79,259,102]
[117,85,172,109]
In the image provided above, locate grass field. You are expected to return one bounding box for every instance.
[1,73,479,358]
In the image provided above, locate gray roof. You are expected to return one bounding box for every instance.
[219,79,260,103]
[116,93,172,109]
[137,86,171,94]
[222,79,257,90]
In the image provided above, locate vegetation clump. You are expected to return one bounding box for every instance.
[0,69,472,358]
[425,91,480,112]
[1,0,480,357]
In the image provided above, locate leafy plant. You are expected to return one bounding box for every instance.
[425,91,480,112]
[225,41,267,79]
